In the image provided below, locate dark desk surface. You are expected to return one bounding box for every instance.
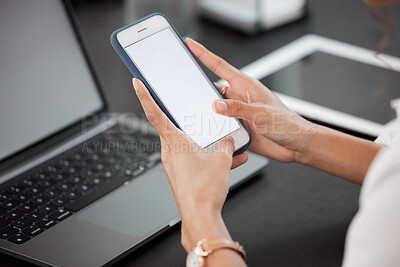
[2,0,399,266]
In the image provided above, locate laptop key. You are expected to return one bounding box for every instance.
[17,203,38,213]
[68,152,83,161]
[25,211,45,222]
[36,218,57,229]
[81,169,96,180]
[49,173,64,183]
[38,205,57,214]
[37,180,51,189]
[44,165,57,173]
[50,197,70,207]
[49,209,71,221]
[103,170,113,179]
[13,194,29,203]
[5,186,23,195]
[11,218,31,230]
[67,176,81,184]
[25,187,42,196]
[0,226,19,239]
[5,210,25,221]
[43,190,57,199]
[32,172,47,181]
[22,225,43,236]
[32,197,49,206]
[56,159,71,168]
[0,217,10,229]
[1,200,19,210]
[61,167,76,175]
[76,184,92,194]
[88,177,103,186]
[0,192,11,201]
[18,179,34,188]
[55,183,69,191]
[64,190,81,200]
[8,233,30,244]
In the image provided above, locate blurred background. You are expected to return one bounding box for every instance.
[69,0,400,122]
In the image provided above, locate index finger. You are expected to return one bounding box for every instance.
[133,78,181,141]
[185,38,240,84]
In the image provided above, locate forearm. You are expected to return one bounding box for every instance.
[296,124,382,184]
[182,212,246,267]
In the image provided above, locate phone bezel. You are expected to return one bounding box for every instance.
[116,14,250,152]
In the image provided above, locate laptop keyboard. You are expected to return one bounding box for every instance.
[0,126,161,244]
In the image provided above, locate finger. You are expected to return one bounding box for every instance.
[213,82,235,99]
[133,78,181,140]
[214,82,225,91]
[215,136,235,157]
[212,99,268,122]
[231,153,248,169]
[185,38,240,84]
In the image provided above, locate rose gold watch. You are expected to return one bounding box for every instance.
[186,238,246,267]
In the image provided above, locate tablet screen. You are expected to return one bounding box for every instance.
[261,52,400,124]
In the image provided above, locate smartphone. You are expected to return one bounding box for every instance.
[111,13,250,155]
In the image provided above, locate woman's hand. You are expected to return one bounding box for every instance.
[133,78,247,252]
[186,38,316,163]
[185,38,381,184]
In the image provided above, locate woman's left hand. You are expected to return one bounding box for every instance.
[133,78,248,251]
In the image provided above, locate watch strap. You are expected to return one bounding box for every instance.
[198,238,247,261]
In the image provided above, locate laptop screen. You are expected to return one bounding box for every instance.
[0,0,104,161]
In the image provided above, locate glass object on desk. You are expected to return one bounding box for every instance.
[261,52,400,124]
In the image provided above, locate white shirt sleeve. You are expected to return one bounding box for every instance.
[342,140,400,266]
[375,99,400,147]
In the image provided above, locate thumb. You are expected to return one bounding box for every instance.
[215,136,235,157]
[213,99,264,121]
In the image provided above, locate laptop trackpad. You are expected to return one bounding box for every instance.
[76,164,179,238]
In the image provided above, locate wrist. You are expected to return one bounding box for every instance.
[181,212,231,252]
[293,119,319,164]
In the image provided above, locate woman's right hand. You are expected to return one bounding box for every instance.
[186,38,316,163]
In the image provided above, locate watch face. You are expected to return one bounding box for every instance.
[186,250,202,267]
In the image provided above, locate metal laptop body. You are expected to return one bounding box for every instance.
[0,1,268,266]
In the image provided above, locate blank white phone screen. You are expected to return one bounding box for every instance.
[125,28,240,148]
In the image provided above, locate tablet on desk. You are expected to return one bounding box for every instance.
[239,35,400,137]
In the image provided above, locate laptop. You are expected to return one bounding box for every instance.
[0,0,268,266]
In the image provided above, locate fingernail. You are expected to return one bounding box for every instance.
[226,136,234,144]
[213,100,227,113]
[224,136,235,149]
[133,78,139,92]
